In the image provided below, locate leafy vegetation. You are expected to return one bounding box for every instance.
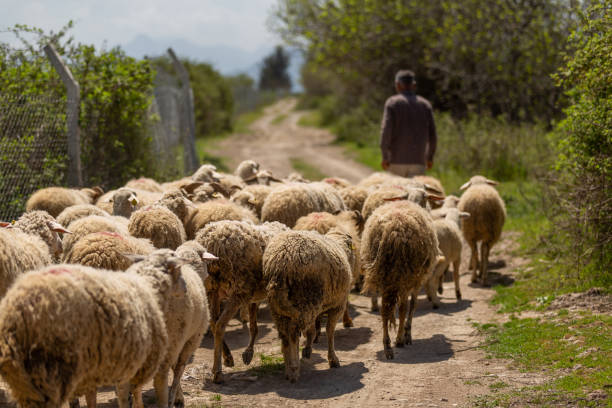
[247,353,285,377]
[258,45,292,92]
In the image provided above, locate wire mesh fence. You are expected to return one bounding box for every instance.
[0,94,69,222]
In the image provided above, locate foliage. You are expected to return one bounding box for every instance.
[258,45,292,91]
[548,0,612,274]
[1,22,157,189]
[273,0,577,122]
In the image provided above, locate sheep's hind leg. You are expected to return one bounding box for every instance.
[480,242,491,287]
[302,322,316,359]
[381,291,397,359]
[212,297,241,383]
[395,295,408,347]
[468,240,479,283]
[453,258,462,300]
[404,292,417,345]
[326,306,344,368]
[313,315,322,343]
[342,300,353,328]
[242,302,259,365]
[371,295,379,312]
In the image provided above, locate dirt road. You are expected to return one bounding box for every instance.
[0,99,541,407]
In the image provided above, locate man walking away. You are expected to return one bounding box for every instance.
[380,69,437,177]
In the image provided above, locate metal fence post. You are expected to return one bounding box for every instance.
[43,44,82,187]
[167,48,199,174]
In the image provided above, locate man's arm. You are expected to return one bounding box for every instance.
[380,100,394,168]
[427,107,437,169]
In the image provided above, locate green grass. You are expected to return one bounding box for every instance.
[297,110,324,128]
[474,314,612,407]
[289,157,328,180]
[271,113,288,125]
[247,353,285,377]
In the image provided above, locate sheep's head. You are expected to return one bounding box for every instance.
[175,240,218,281]
[192,164,221,183]
[460,175,499,190]
[112,188,139,218]
[158,189,195,221]
[12,211,71,259]
[384,188,444,208]
[236,160,260,181]
[125,249,191,298]
[444,208,470,228]
[81,186,104,202]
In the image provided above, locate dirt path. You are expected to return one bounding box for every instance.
[210,98,372,183]
[0,99,543,408]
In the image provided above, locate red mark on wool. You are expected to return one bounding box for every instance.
[98,231,123,239]
[312,213,325,220]
[45,267,71,276]
[324,178,337,184]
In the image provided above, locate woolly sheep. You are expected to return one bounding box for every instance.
[412,175,446,197]
[185,199,258,240]
[196,220,289,383]
[160,177,204,194]
[322,177,352,190]
[111,188,141,218]
[26,186,104,218]
[235,160,260,182]
[426,209,470,308]
[362,185,443,220]
[230,184,273,219]
[431,195,461,219]
[458,176,506,286]
[264,229,353,382]
[339,185,370,212]
[129,206,186,250]
[294,210,364,328]
[192,164,221,183]
[261,182,345,228]
[63,231,154,271]
[286,172,309,183]
[56,204,110,228]
[125,177,163,193]
[361,200,440,359]
[0,250,187,408]
[0,211,70,298]
[61,215,129,256]
[154,241,216,407]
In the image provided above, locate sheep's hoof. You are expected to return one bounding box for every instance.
[212,372,225,384]
[471,275,478,284]
[433,303,440,310]
[329,357,340,368]
[395,339,405,348]
[438,285,444,295]
[406,332,413,345]
[302,346,312,359]
[223,354,234,368]
[343,319,354,328]
[480,280,491,288]
[456,290,462,300]
[69,399,80,408]
[242,349,254,365]
[174,397,185,408]
[426,294,432,301]
[384,348,394,360]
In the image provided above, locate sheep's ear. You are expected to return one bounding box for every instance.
[200,251,218,262]
[383,196,406,202]
[47,221,71,234]
[0,222,10,228]
[459,211,471,219]
[332,209,342,215]
[460,181,472,190]
[123,253,146,264]
[129,195,139,206]
[426,193,445,203]
[210,182,229,197]
[352,210,365,234]
[243,174,258,182]
[267,174,283,183]
[423,183,443,195]
[183,181,203,194]
[247,197,258,206]
[486,178,499,186]
[436,255,446,264]
[167,257,190,280]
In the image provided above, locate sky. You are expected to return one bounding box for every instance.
[0,0,280,55]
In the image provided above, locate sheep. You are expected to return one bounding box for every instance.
[0,250,187,408]
[263,229,353,382]
[61,215,129,256]
[192,164,221,183]
[412,175,446,197]
[235,160,260,182]
[63,231,155,271]
[111,188,141,218]
[26,186,104,217]
[322,177,352,190]
[361,200,440,359]
[185,199,258,240]
[430,195,461,219]
[261,182,345,228]
[160,177,204,194]
[95,189,116,213]
[230,184,273,219]
[339,185,370,212]
[294,210,364,328]
[0,211,70,298]
[195,220,289,383]
[425,209,470,308]
[362,186,443,220]
[125,177,164,193]
[286,172,309,183]
[458,175,506,286]
[217,173,246,195]
[56,204,110,228]
[254,169,284,185]
[159,241,217,407]
[128,206,186,250]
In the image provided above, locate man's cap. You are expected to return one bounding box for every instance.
[395,70,416,84]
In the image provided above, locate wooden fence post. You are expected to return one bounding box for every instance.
[44,44,82,187]
[167,48,199,174]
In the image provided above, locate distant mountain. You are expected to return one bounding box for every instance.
[123,34,303,91]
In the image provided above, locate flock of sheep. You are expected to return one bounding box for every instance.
[0,160,506,407]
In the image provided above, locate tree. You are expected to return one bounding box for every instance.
[258,45,292,91]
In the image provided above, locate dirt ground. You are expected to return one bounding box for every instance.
[0,99,545,407]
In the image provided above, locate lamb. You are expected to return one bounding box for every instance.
[230,184,273,219]
[261,182,345,228]
[26,186,104,217]
[294,210,364,328]
[431,195,461,219]
[195,220,289,383]
[61,215,129,256]
[185,198,258,240]
[0,250,186,408]
[156,241,217,407]
[361,200,440,359]
[458,175,506,286]
[63,231,155,271]
[339,185,370,212]
[56,204,110,228]
[0,211,70,298]
[264,229,353,382]
[425,208,470,308]
[125,177,164,193]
